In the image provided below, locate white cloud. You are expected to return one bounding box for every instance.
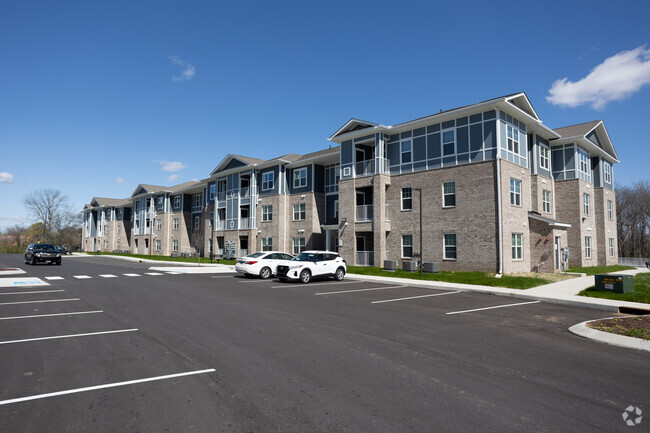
[167,174,179,182]
[169,55,195,81]
[155,160,187,172]
[116,177,125,183]
[547,45,650,109]
[0,172,14,183]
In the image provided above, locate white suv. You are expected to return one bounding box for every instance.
[276,251,346,283]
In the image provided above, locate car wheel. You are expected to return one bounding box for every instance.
[334,267,345,281]
[56,260,61,265]
[31,257,36,266]
[259,267,271,279]
[25,256,29,264]
[299,269,311,284]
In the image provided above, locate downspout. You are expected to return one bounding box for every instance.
[282,166,287,252]
[494,104,503,276]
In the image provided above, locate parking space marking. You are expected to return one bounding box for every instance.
[165,272,181,275]
[0,311,103,321]
[0,298,80,306]
[0,368,216,406]
[99,274,118,278]
[372,291,461,304]
[0,328,138,345]
[271,281,359,288]
[73,275,92,279]
[446,300,541,315]
[123,273,141,277]
[145,272,163,276]
[44,276,64,280]
[316,285,406,295]
[0,290,64,296]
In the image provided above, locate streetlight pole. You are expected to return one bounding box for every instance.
[415,188,423,277]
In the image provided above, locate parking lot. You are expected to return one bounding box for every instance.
[0,254,647,432]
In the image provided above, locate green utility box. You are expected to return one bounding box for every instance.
[594,274,634,293]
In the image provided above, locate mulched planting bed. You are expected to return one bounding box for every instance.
[587,315,650,340]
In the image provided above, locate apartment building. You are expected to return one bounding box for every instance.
[82,198,132,253]
[82,92,619,273]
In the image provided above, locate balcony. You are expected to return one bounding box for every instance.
[356,205,373,222]
[356,251,374,267]
[355,158,389,177]
[215,220,225,231]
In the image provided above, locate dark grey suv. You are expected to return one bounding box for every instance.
[25,243,62,265]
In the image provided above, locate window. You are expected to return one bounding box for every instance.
[334,200,338,219]
[604,162,612,183]
[510,178,521,206]
[583,193,590,215]
[539,146,550,170]
[507,125,519,154]
[578,147,590,180]
[173,218,179,230]
[607,200,613,220]
[117,225,121,235]
[262,205,273,222]
[116,209,122,220]
[443,181,456,207]
[293,237,306,254]
[105,240,108,250]
[609,238,614,257]
[293,203,306,221]
[512,233,523,260]
[444,234,457,260]
[209,212,214,227]
[104,224,109,235]
[157,196,164,209]
[156,219,161,230]
[146,198,151,209]
[262,171,274,191]
[542,190,551,213]
[172,240,179,251]
[193,194,202,208]
[210,185,215,200]
[401,187,412,210]
[155,240,161,251]
[194,215,200,231]
[116,239,120,249]
[173,196,181,209]
[442,130,455,156]
[262,237,272,252]
[401,234,413,258]
[293,168,307,188]
[585,236,592,258]
[400,140,412,163]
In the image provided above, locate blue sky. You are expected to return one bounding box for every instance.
[1,0,649,230]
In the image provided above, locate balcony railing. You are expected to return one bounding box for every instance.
[216,191,226,202]
[215,220,225,230]
[356,251,374,267]
[355,158,389,177]
[356,205,373,222]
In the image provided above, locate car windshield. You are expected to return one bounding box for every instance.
[246,252,266,258]
[291,252,319,262]
[34,244,56,251]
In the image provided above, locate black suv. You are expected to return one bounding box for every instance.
[25,244,62,265]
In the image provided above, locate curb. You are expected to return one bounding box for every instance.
[569,319,650,352]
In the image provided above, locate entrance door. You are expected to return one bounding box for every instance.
[555,237,561,270]
[145,239,149,255]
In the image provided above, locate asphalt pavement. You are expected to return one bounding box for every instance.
[0,254,647,432]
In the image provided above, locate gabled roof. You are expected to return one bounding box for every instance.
[328,119,380,141]
[210,154,266,176]
[85,197,131,210]
[552,120,619,163]
[131,184,167,197]
[168,180,201,192]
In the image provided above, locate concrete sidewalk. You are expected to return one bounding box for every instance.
[346,267,650,313]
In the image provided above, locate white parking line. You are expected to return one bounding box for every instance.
[0,329,138,345]
[0,369,216,406]
[44,276,64,280]
[316,285,406,295]
[165,272,181,275]
[271,281,358,288]
[0,298,80,306]
[123,273,141,277]
[0,290,64,295]
[145,272,163,276]
[73,275,92,279]
[372,291,461,304]
[446,301,541,315]
[0,311,103,321]
[99,274,118,278]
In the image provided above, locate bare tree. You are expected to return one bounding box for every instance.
[4,224,28,247]
[616,180,650,258]
[22,189,80,244]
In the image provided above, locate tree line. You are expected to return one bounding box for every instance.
[616,180,650,258]
[0,189,81,251]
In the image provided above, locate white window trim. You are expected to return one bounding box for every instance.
[401,187,412,211]
[443,233,457,260]
[334,199,338,219]
[583,193,590,215]
[512,233,523,261]
[609,238,614,257]
[400,139,412,164]
[542,190,551,213]
[607,200,613,220]
[262,205,272,222]
[604,162,612,184]
[401,234,413,258]
[262,171,274,191]
[210,185,216,200]
[173,218,179,230]
[442,129,455,157]
[510,178,522,207]
[539,146,550,171]
[293,203,306,221]
[442,181,456,208]
[585,236,592,259]
[293,168,307,188]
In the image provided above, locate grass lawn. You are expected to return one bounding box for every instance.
[567,265,636,276]
[346,266,554,290]
[90,252,237,266]
[587,316,650,340]
[579,272,650,304]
